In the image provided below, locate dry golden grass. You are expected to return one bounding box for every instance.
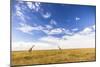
[12,48,96,66]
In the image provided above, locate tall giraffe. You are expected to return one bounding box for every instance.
[57,45,62,51]
[28,45,35,52]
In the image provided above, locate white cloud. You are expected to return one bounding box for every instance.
[48,28,65,35]
[16,23,65,35]
[26,2,35,9]
[16,23,34,34]
[50,28,62,34]
[92,25,95,30]
[35,2,40,7]
[16,23,46,34]
[75,17,80,21]
[42,28,67,35]
[45,25,53,29]
[16,10,23,17]
[43,25,95,48]
[26,2,51,19]
[83,27,92,32]
[16,23,95,50]
[27,2,51,19]
[42,29,49,34]
[42,12,51,18]
[15,4,26,22]
[41,27,95,49]
[13,23,95,51]
[50,19,57,25]
[60,34,95,49]
[15,5,21,11]
[64,30,73,35]
[13,25,95,51]
[78,25,95,35]
[79,27,93,35]
[26,2,41,12]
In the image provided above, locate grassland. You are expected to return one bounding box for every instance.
[12,48,95,66]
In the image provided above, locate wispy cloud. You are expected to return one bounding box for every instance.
[47,28,65,35]
[35,2,40,7]
[26,2,41,12]
[75,17,80,21]
[26,1,51,19]
[16,23,48,34]
[43,27,73,36]
[16,23,34,34]
[80,28,92,34]
[16,22,95,41]
[15,4,21,11]
[79,25,95,35]
[50,19,57,25]
[41,12,51,18]
[26,2,35,9]
[13,25,95,51]
[43,28,66,35]
[15,3,27,22]
[40,25,95,49]
[45,25,53,29]
[16,23,66,35]
[92,25,95,30]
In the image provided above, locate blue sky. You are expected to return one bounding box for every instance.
[12,0,96,50]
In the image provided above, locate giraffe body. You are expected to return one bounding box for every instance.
[28,45,35,52]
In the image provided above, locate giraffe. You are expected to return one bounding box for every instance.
[28,45,35,52]
[57,45,62,51]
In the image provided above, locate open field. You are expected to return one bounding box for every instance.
[12,48,96,66]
